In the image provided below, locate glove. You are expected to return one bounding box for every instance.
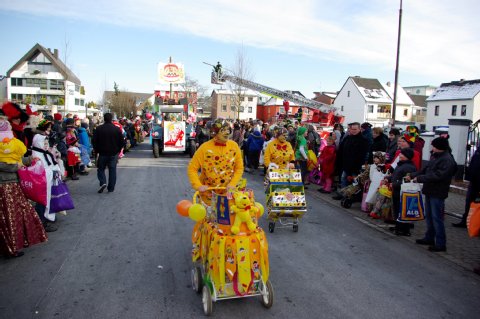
[268,163,279,169]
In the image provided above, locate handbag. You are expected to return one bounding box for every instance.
[467,201,480,238]
[398,182,424,221]
[50,177,75,212]
[17,159,47,206]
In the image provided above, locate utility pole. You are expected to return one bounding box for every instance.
[391,0,403,127]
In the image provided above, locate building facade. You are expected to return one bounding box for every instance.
[426,79,480,130]
[211,89,258,120]
[5,43,86,116]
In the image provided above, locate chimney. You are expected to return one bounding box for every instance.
[54,49,59,59]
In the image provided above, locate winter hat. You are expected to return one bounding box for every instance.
[372,151,386,163]
[2,102,29,123]
[0,117,14,141]
[66,135,78,146]
[297,126,307,136]
[431,137,450,151]
[26,104,39,116]
[54,113,62,121]
[400,148,414,160]
[209,118,231,136]
[65,118,74,126]
[361,122,372,129]
[37,119,52,132]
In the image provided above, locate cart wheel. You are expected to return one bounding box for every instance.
[191,266,203,293]
[268,222,275,233]
[343,199,352,209]
[202,286,213,316]
[293,222,299,232]
[260,280,274,308]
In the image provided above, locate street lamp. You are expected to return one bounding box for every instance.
[391,0,403,127]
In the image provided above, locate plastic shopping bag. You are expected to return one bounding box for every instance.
[467,201,480,238]
[50,177,75,212]
[17,159,47,206]
[398,182,424,221]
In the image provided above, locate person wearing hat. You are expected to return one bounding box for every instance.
[2,102,29,146]
[408,137,457,251]
[0,117,48,256]
[387,135,421,172]
[294,126,309,187]
[382,148,417,235]
[263,127,295,170]
[187,118,243,203]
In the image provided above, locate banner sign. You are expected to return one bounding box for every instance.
[163,121,186,152]
[158,62,185,84]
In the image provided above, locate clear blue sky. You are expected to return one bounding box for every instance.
[1,0,479,103]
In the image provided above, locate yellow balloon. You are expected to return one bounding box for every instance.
[255,202,264,217]
[188,204,207,221]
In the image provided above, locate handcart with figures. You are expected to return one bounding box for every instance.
[265,169,307,233]
[177,185,273,316]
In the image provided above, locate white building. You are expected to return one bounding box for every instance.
[426,79,480,130]
[381,81,416,123]
[5,43,85,115]
[404,85,437,97]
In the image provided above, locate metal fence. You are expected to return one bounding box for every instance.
[465,119,480,176]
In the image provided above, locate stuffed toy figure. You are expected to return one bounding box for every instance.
[230,191,259,234]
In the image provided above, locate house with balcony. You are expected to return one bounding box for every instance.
[5,43,85,115]
[333,76,393,127]
[211,89,258,120]
[381,81,416,124]
[425,79,480,131]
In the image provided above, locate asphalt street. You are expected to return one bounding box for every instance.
[1,142,479,319]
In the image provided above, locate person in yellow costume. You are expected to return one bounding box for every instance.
[263,127,295,170]
[187,118,243,200]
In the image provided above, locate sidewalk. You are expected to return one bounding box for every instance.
[307,184,480,274]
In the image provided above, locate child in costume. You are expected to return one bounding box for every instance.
[263,127,295,170]
[66,135,82,180]
[365,152,387,209]
[318,136,336,193]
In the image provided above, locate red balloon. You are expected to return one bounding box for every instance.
[176,200,192,217]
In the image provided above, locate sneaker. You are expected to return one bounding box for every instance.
[428,245,446,252]
[79,171,89,176]
[98,184,107,193]
[416,238,435,246]
[43,222,58,232]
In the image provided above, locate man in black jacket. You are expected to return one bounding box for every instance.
[92,113,125,193]
[410,137,457,252]
[333,122,369,199]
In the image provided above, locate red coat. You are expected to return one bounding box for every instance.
[319,145,336,177]
[388,148,421,171]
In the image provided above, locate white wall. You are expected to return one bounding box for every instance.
[426,99,474,130]
[474,94,480,123]
[333,79,365,124]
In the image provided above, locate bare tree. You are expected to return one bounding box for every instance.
[228,46,254,120]
[180,75,211,114]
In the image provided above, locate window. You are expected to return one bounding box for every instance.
[248,97,253,102]
[230,106,235,111]
[244,97,248,102]
[10,93,23,101]
[80,100,85,106]
[221,95,227,101]
[434,105,439,116]
[75,85,80,92]
[347,91,350,97]
[75,98,80,105]
[222,104,227,111]
[403,109,408,116]
[49,79,64,90]
[451,105,457,116]
[461,105,467,116]
[367,105,374,113]
[248,107,252,113]
[341,106,344,112]
[25,78,47,89]
[11,78,22,86]
[416,89,421,94]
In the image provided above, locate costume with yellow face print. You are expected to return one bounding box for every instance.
[263,129,294,169]
[187,120,243,193]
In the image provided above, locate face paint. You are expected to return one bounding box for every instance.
[215,127,231,143]
[277,134,287,143]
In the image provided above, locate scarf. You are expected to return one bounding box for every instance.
[31,146,58,166]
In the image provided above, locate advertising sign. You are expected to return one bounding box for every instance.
[158,62,185,84]
[163,121,186,152]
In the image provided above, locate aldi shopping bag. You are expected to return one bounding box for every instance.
[50,177,75,212]
[467,201,480,238]
[17,159,47,206]
[398,182,424,221]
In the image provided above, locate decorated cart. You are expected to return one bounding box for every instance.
[265,169,307,233]
[177,186,273,316]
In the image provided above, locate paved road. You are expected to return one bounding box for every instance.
[1,142,479,319]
